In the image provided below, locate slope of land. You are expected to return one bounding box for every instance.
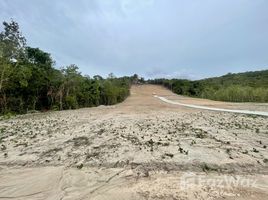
[149,69,268,102]
[0,85,268,200]
[198,69,268,87]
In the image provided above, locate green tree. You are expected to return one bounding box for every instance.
[0,20,26,113]
[0,20,131,114]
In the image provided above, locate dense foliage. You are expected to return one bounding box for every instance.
[0,20,133,114]
[149,70,268,102]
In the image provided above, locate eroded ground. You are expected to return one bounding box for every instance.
[0,85,268,200]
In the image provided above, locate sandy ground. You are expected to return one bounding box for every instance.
[0,85,268,200]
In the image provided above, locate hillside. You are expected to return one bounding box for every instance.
[149,70,268,102]
[200,70,268,88]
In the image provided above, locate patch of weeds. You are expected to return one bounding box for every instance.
[245,114,257,119]
[178,147,188,155]
[0,127,5,134]
[97,128,105,135]
[255,128,260,133]
[252,148,259,153]
[201,163,218,172]
[156,141,169,146]
[194,128,207,139]
[125,135,140,145]
[86,151,100,159]
[164,153,174,158]
[1,144,7,151]
[145,139,154,152]
[263,158,268,164]
[196,132,205,139]
[0,128,5,143]
[190,140,196,146]
[226,148,231,154]
[226,148,233,159]
[77,163,83,169]
[42,147,62,157]
[235,123,242,129]
[242,150,248,154]
[1,112,16,120]
[67,136,91,147]
[162,142,170,146]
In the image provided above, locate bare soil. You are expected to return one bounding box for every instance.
[0,85,268,200]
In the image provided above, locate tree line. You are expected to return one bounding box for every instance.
[148,70,268,102]
[0,20,137,114]
[1,20,267,115]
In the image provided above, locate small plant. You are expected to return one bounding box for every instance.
[1,144,7,151]
[196,132,205,139]
[0,128,5,134]
[77,163,83,169]
[75,136,90,146]
[252,148,259,153]
[145,139,154,152]
[246,114,257,119]
[161,142,170,146]
[226,148,233,159]
[98,128,105,135]
[190,140,196,146]
[201,163,218,172]
[178,147,188,155]
[242,150,248,154]
[164,153,174,158]
[2,112,15,120]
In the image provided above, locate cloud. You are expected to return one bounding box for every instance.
[121,0,155,14]
[0,0,267,79]
[145,68,199,80]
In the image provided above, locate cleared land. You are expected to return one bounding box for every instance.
[0,85,268,200]
[155,95,268,116]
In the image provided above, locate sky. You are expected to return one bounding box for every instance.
[0,0,268,79]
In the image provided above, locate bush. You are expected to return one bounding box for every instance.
[64,96,78,109]
[149,70,268,103]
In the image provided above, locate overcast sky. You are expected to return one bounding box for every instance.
[1,0,267,79]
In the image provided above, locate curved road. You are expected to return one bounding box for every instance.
[154,95,268,117]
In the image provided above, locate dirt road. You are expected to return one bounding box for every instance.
[155,95,268,116]
[0,85,268,199]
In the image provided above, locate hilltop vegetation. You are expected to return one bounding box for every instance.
[0,20,134,114]
[149,70,268,102]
